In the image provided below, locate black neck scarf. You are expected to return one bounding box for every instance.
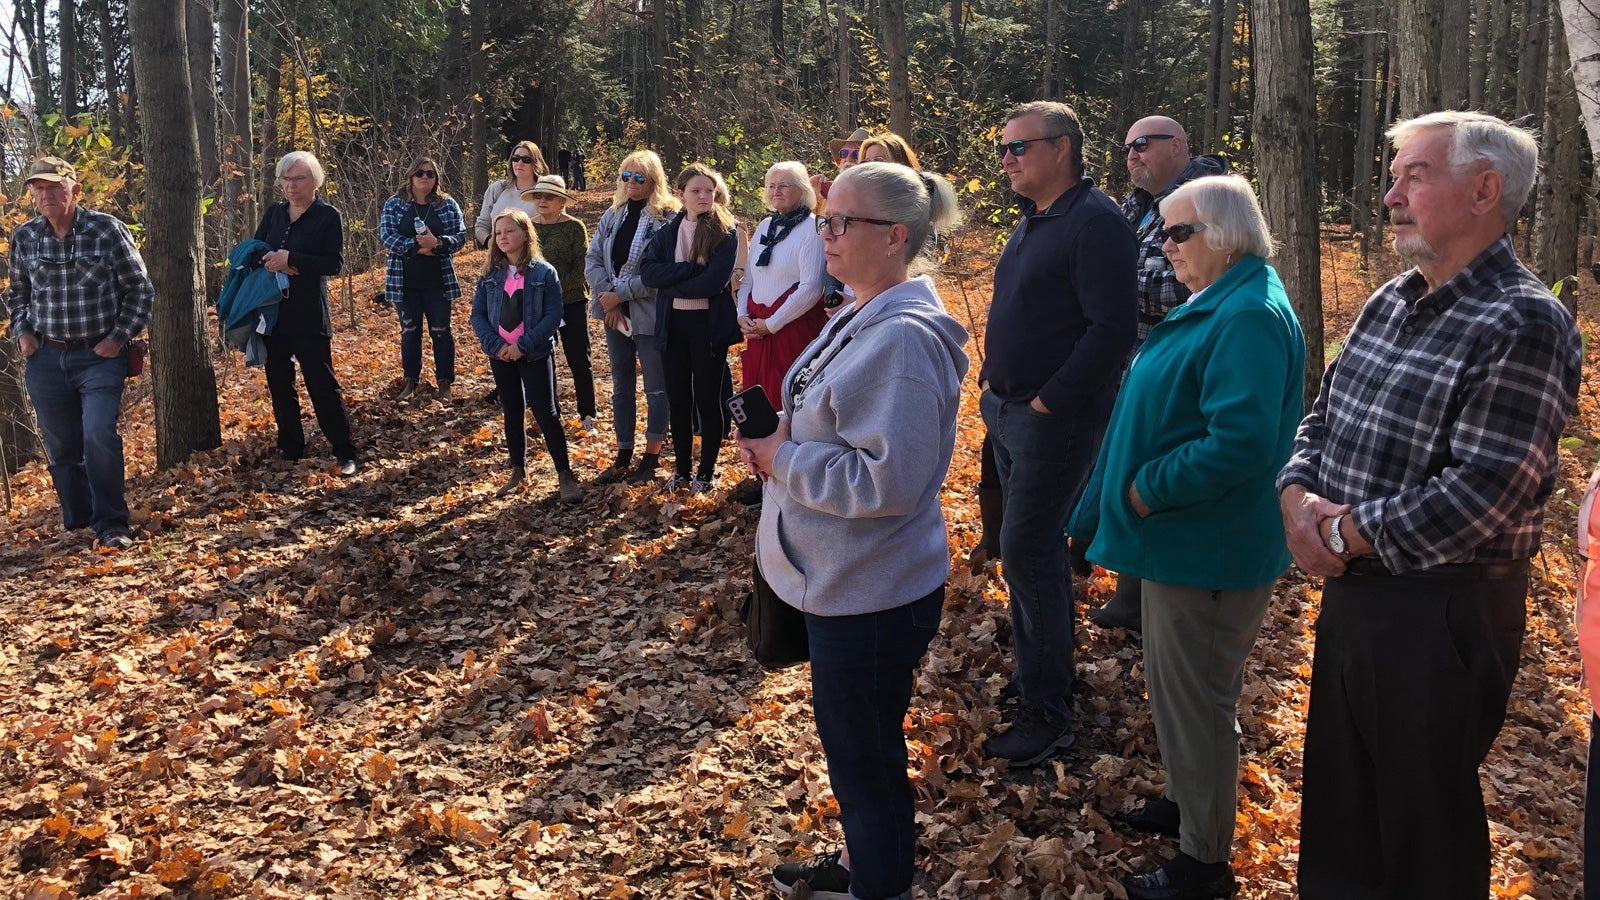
[756,205,813,267]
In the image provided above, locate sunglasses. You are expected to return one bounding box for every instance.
[838,147,859,161]
[1120,134,1175,155]
[1160,222,1208,244]
[618,172,648,184]
[510,154,537,165]
[994,135,1064,160]
[815,214,897,237]
[414,169,438,178]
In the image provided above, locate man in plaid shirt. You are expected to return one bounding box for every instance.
[9,156,153,549]
[1278,112,1581,897]
[1089,115,1229,633]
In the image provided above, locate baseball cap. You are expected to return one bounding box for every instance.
[26,156,77,184]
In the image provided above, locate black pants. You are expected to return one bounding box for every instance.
[263,330,356,460]
[1298,565,1527,899]
[490,354,570,473]
[557,302,596,419]
[662,308,729,479]
[1589,712,1600,900]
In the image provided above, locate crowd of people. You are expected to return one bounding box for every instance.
[4,103,1590,900]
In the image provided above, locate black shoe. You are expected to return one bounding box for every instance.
[987,708,1075,766]
[1115,796,1181,838]
[482,387,500,406]
[1089,575,1143,631]
[626,454,660,484]
[337,458,359,477]
[732,481,763,506]
[1121,852,1236,900]
[97,531,134,550]
[772,848,851,899]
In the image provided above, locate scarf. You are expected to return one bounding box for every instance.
[755,205,812,267]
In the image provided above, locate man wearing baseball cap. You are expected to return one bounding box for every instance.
[7,155,154,549]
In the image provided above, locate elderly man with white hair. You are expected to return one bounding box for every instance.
[1278,111,1581,897]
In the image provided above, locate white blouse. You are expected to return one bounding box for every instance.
[736,214,828,333]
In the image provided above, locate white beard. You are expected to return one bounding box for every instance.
[1392,230,1440,265]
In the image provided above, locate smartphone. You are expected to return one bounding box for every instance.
[727,385,779,438]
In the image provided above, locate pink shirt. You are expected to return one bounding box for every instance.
[498,268,526,344]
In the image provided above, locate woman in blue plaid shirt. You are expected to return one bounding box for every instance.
[380,157,466,400]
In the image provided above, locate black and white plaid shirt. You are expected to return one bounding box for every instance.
[1278,235,1581,573]
[7,208,154,345]
[1120,188,1189,347]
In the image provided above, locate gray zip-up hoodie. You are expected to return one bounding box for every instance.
[757,276,970,615]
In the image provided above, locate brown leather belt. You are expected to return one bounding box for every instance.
[1342,557,1529,581]
[42,334,102,351]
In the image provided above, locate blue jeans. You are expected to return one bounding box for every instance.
[24,344,130,537]
[979,389,1100,727]
[807,587,943,900]
[396,287,455,384]
[603,325,667,446]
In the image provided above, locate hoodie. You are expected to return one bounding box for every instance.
[757,276,971,616]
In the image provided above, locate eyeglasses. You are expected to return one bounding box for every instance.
[1120,134,1175,155]
[994,135,1065,160]
[279,174,311,184]
[510,154,537,165]
[765,183,799,192]
[618,172,648,184]
[414,170,438,179]
[1160,222,1208,244]
[816,214,898,237]
[838,148,859,161]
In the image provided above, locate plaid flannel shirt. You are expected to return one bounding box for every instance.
[1121,187,1190,347]
[380,195,466,306]
[8,208,154,345]
[1277,235,1581,573]
[584,202,667,317]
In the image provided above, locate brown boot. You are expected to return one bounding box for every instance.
[557,470,584,503]
[496,466,525,497]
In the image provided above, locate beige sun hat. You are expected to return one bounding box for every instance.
[520,175,574,201]
[828,128,871,155]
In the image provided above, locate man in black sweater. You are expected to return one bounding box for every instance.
[979,100,1137,766]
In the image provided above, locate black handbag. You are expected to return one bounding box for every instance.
[740,557,809,669]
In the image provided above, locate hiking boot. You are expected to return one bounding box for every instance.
[988,707,1075,766]
[337,458,360,478]
[396,378,417,400]
[773,849,851,899]
[1089,575,1143,631]
[626,453,660,484]
[558,470,584,503]
[497,466,526,497]
[1115,796,1181,838]
[97,531,134,550]
[437,381,453,400]
[1121,852,1237,900]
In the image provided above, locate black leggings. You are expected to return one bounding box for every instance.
[557,302,596,419]
[490,354,570,472]
[662,308,730,479]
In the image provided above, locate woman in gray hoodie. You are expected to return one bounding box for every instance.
[737,162,968,900]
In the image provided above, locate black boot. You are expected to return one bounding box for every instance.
[968,484,1005,573]
[1089,574,1143,631]
[594,446,634,485]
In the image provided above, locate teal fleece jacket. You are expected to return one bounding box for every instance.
[1069,255,1304,590]
[757,276,970,615]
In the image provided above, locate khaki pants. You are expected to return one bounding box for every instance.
[1142,579,1275,863]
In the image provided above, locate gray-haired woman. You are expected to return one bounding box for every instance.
[737,162,967,900]
[254,150,358,476]
[1069,174,1304,899]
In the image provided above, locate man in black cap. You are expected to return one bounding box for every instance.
[7,156,153,549]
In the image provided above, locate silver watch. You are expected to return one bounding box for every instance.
[1327,513,1348,556]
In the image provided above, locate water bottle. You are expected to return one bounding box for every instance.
[414,218,428,237]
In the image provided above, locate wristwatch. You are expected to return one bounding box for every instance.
[1327,513,1348,557]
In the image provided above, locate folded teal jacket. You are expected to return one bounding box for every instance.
[1068,254,1304,591]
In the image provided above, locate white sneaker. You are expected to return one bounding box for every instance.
[690,477,713,494]
[581,416,596,433]
[663,474,690,493]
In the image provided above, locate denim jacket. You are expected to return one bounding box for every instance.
[469,259,563,361]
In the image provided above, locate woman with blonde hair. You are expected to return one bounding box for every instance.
[584,149,680,483]
[380,156,466,399]
[640,162,742,493]
[473,140,549,245]
[859,133,920,168]
[469,209,583,502]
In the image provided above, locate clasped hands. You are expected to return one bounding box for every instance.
[735,416,791,483]
[738,316,771,340]
[1279,484,1374,577]
[261,249,300,276]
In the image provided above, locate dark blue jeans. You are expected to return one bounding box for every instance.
[807,586,943,900]
[24,344,130,537]
[396,286,455,384]
[979,389,1101,727]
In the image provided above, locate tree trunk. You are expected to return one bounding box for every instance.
[1206,0,1236,148]
[1559,0,1600,164]
[770,0,785,61]
[1353,0,1380,262]
[130,0,222,468]
[1252,0,1325,409]
[1041,0,1060,99]
[1440,0,1470,108]
[100,0,123,145]
[187,0,219,192]
[470,0,489,202]
[835,0,852,133]
[1397,0,1442,117]
[881,0,911,137]
[1373,29,1397,252]
[218,0,253,240]
[1471,0,1491,107]
[0,339,40,474]
[1516,0,1550,117]
[1489,0,1515,114]
[1534,8,1582,307]
[23,0,52,115]
[260,37,281,210]
[59,0,77,116]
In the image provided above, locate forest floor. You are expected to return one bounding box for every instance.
[0,190,1594,899]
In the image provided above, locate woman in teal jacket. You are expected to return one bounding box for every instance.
[1069,175,1303,900]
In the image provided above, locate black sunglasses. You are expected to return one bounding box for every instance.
[1120,134,1175,155]
[618,172,648,184]
[414,169,438,178]
[816,214,898,237]
[994,135,1065,160]
[510,154,537,164]
[1160,222,1208,244]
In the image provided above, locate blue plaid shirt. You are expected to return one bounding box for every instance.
[8,207,154,345]
[380,195,466,306]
